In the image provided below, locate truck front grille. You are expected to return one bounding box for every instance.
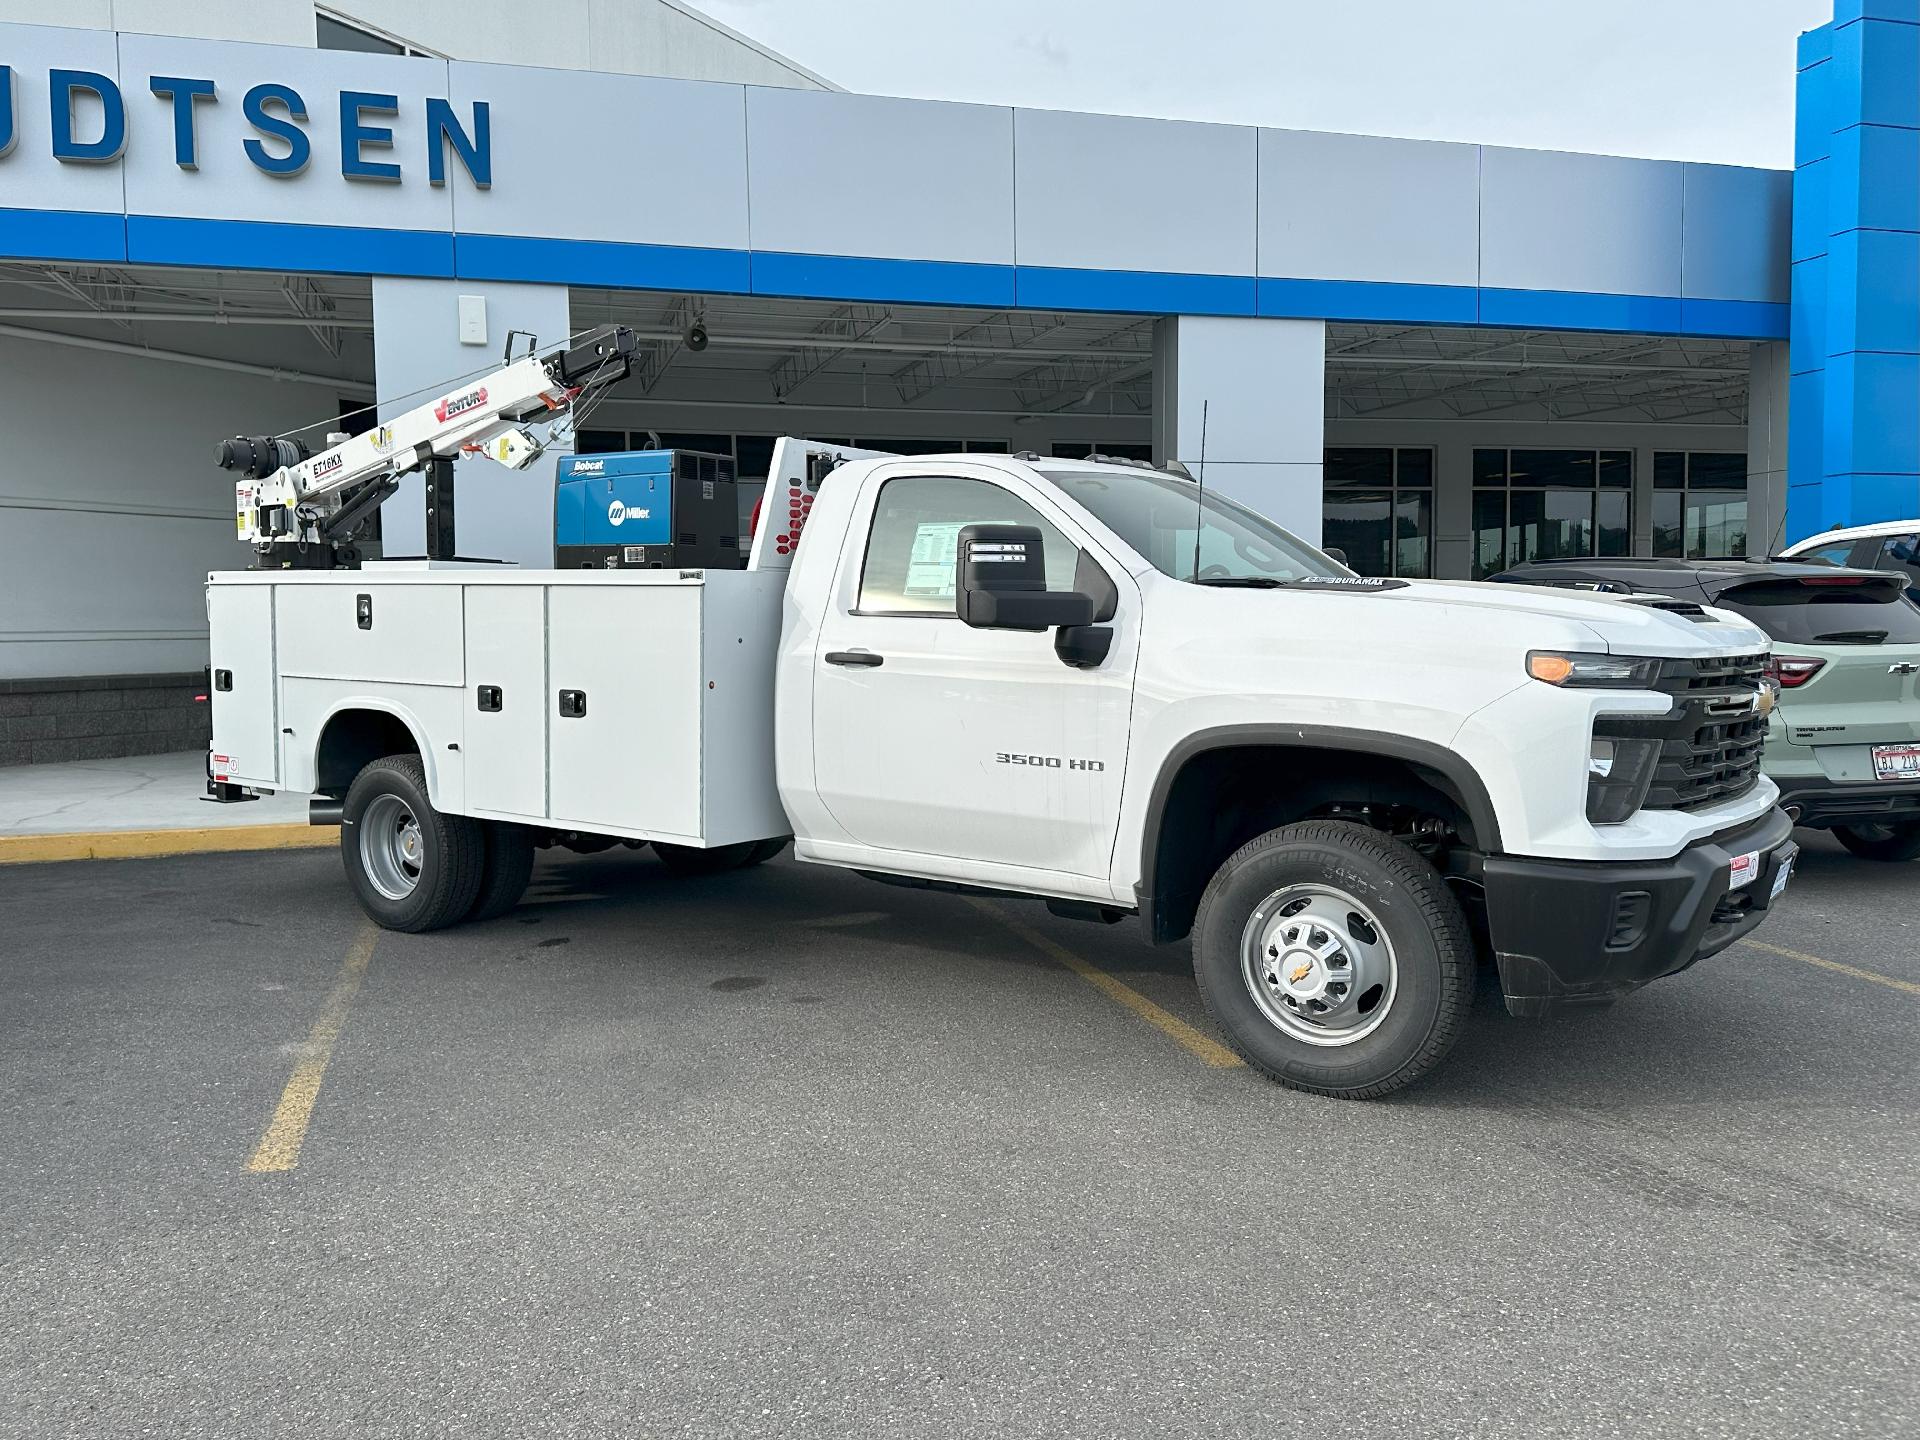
[1642,654,1769,811]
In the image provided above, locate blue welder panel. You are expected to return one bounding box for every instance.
[555,451,675,547]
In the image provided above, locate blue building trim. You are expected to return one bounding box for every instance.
[0,203,1795,342]
[1018,266,1254,315]
[127,215,455,277]
[456,233,752,293]
[1788,1,1920,541]
[0,206,127,264]
[749,251,1016,308]
[1257,278,1478,325]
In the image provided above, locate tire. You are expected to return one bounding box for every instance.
[653,840,760,875]
[742,836,791,866]
[468,821,536,922]
[340,754,485,933]
[1832,819,1920,862]
[1191,820,1473,1100]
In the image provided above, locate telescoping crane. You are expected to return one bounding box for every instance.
[217,326,639,568]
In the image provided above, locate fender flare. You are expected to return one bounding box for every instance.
[1135,723,1504,935]
[313,696,440,803]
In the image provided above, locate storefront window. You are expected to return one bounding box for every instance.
[1322,448,1435,578]
[1472,448,1633,578]
[1651,451,1749,559]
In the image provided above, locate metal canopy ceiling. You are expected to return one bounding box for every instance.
[1325,324,1753,426]
[0,262,1754,428]
[567,288,1155,419]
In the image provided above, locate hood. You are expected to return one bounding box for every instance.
[1380,579,1768,657]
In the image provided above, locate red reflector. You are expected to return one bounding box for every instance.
[1799,575,1870,586]
[193,694,208,703]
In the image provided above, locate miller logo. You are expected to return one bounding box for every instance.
[433,386,488,423]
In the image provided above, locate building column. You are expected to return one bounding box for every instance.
[1789,5,1920,542]
[1152,315,1326,543]
[1431,436,1475,580]
[372,277,573,567]
[1747,341,1790,556]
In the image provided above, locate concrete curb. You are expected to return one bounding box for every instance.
[0,823,334,866]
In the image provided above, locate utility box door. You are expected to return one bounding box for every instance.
[547,584,703,838]
[276,583,465,686]
[462,585,547,820]
[207,584,278,787]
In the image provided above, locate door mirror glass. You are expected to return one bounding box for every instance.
[956,524,1095,631]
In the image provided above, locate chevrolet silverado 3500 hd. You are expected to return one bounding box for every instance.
[209,411,1797,1097]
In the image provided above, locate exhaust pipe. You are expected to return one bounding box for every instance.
[309,797,345,827]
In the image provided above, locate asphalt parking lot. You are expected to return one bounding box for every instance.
[2,835,1916,1439]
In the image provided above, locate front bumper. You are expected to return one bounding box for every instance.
[1773,773,1920,831]
[1483,805,1797,1017]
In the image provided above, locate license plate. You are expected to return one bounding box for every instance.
[1729,849,1761,890]
[1769,855,1795,901]
[1872,743,1920,781]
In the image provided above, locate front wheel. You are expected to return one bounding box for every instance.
[1832,819,1920,862]
[1191,820,1474,1099]
[340,755,485,933]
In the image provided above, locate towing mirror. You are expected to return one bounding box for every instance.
[956,524,1096,631]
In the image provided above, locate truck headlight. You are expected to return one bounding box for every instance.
[1529,651,1662,688]
[1587,737,1661,824]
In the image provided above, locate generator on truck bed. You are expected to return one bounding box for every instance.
[208,408,1800,1099]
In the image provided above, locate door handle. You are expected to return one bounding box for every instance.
[825,650,884,668]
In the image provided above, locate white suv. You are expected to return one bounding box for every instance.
[1782,521,1920,603]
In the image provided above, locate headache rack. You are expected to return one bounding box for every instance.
[1642,654,1770,810]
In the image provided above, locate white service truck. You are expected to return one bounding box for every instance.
[206,339,1798,1099]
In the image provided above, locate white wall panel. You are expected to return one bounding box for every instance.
[1480,147,1684,297]
[373,275,571,566]
[117,34,455,232]
[0,25,127,217]
[1258,130,1480,287]
[448,62,750,248]
[1683,164,1792,303]
[0,331,339,679]
[1014,108,1255,275]
[746,88,1013,264]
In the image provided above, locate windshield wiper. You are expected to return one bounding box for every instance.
[1191,575,1285,588]
[1812,629,1888,644]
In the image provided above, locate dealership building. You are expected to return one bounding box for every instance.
[0,0,1914,761]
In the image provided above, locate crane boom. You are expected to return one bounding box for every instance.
[218,325,637,567]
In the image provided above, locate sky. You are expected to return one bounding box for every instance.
[700,0,1834,170]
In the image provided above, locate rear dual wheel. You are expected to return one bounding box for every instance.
[652,836,790,875]
[341,756,534,930]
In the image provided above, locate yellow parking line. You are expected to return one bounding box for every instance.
[0,823,332,866]
[965,898,1242,1068]
[1742,939,1920,997]
[247,922,379,1174]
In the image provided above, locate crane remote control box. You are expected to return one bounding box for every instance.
[554,449,742,570]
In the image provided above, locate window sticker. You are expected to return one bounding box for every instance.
[904,521,965,598]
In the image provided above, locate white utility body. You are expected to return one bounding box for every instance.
[209,437,1800,1098]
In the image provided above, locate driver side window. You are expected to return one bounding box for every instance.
[858,474,1078,615]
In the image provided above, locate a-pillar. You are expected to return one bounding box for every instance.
[1152,315,1326,544]
[372,277,573,566]
[1788,2,1920,542]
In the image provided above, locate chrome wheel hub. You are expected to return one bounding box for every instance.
[360,792,425,901]
[1242,884,1398,1047]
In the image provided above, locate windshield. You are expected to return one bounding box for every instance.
[1041,466,1350,585]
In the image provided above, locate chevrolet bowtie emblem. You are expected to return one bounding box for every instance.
[1288,961,1314,985]
[1891,662,1919,676]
